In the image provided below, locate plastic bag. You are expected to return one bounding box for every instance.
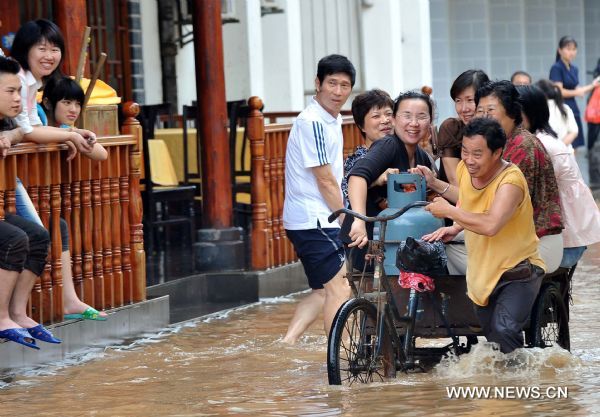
[396,236,447,276]
[398,271,435,292]
[585,86,600,124]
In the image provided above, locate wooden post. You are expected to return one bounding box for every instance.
[53,0,89,76]
[50,152,63,323]
[122,101,146,303]
[247,97,269,270]
[191,0,232,228]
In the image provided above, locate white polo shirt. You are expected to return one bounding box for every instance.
[283,98,344,230]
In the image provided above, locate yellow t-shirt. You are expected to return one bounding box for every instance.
[457,161,546,306]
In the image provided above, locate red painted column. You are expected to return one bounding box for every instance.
[192,0,233,228]
[53,0,89,77]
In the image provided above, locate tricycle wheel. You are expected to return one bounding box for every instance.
[327,298,395,385]
[529,283,570,351]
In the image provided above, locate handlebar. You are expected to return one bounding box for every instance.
[328,201,429,224]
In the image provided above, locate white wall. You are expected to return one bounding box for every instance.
[176,36,196,110]
[261,0,304,112]
[140,0,163,104]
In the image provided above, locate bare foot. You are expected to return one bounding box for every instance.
[0,317,25,332]
[9,313,39,329]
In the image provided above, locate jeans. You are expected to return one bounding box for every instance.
[16,177,69,251]
[16,177,43,226]
[560,246,587,268]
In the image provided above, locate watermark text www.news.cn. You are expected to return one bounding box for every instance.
[446,385,568,400]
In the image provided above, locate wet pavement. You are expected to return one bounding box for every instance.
[1,244,599,416]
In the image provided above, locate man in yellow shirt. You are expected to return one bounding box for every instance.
[422,117,545,353]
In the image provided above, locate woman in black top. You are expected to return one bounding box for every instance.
[341,90,435,257]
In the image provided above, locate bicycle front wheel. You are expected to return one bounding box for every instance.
[327,298,395,385]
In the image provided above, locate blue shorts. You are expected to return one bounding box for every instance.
[286,225,345,290]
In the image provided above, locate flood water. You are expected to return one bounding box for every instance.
[1,244,599,416]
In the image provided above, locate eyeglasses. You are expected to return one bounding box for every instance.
[398,112,430,124]
[476,107,497,117]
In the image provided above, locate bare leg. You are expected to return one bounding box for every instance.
[9,269,39,328]
[0,269,22,331]
[61,250,107,316]
[322,265,351,336]
[282,289,326,344]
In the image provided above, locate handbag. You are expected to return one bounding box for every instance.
[585,86,600,124]
[500,259,532,282]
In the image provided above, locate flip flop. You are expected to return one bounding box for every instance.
[0,328,40,350]
[27,324,62,344]
[64,307,107,321]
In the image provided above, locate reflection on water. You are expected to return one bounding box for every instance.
[1,245,599,416]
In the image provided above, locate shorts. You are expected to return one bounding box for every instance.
[286,224,345,290]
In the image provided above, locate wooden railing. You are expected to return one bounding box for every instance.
[0,102,145,324]
[247,97,362,270]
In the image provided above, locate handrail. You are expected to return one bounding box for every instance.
[328,202,429,224]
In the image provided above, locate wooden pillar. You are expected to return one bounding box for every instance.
[191,0,232,228]
[53,0,89,76]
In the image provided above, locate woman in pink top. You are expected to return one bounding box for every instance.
[517,84,600,267]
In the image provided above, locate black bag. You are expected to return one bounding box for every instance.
[500,259,532,282]
[396,237,447,276]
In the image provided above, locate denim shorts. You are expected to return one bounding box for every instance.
[286,225,345,290]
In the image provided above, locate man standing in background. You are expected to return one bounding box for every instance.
[282,54,355,344]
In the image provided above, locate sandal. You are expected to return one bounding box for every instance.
[0,328,40,350]
[27,324,62,344]
[64,307,107,321]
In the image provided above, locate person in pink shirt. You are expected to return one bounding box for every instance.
[517,84,600,267]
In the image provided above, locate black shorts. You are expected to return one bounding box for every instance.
[286,225,345,290]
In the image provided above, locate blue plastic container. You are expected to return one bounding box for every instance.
[377,173,444,275]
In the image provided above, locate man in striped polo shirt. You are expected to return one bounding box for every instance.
[282,54,356,344]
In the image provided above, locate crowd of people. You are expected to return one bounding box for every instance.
[282,37,600,354]
[0,19,108,350]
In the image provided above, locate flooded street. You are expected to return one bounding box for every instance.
[1,245,599,416]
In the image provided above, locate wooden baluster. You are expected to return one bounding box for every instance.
[24,154,41,321]
[91,159,105,310]
[26,153,40,215]
[247,97,269,270]
[38,153,53,323]
[70,156,84,298]
[100,157,114,308]
[80,156,95,307]
[119,146,133,304]
[110,147,124,307]
[122,102,145,302]
[265,130,275,267]
[275,131,285,265]
[282,134,295,264]
[50,152,63,323]
[5,155,17,214]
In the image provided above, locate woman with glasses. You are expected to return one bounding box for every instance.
[341,90,435,250]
